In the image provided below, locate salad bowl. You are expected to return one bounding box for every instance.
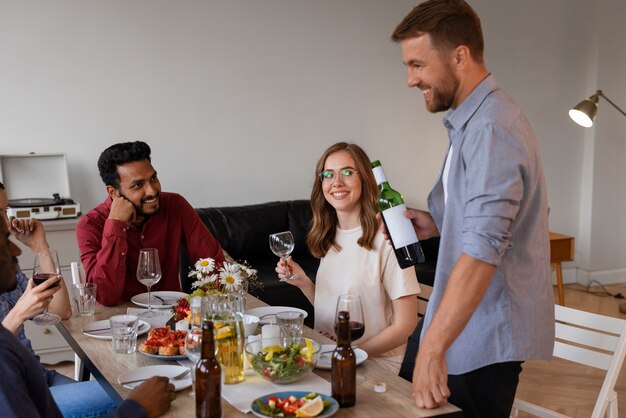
[245,337,321,384]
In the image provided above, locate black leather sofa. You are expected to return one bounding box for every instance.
[180,200,439,327]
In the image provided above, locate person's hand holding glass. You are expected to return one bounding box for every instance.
[32,248,63,326]
[136,248,162,318]
[269,231,298,281]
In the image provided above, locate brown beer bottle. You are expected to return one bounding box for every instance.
[196,321,222,418]
[331,310,356,407]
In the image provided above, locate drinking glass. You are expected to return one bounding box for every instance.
[269,231,297,281]
[185,327,203,397]
[276,310,305,342]
[136,248,162,318]
[32,248,62,326]
[72,283,97,316]
[110,314,138,353]
[334,294,365,342]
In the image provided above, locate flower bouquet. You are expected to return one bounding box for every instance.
[171,257,259,322]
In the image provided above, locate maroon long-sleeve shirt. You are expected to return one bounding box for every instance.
[76,192,224,306]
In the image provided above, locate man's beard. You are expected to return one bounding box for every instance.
[425,64,458,113]
[119,191,161,219]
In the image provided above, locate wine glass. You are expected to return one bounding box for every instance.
[32,248,62,326]
[185,327,203,397]
[335,294,365,384]
[269,231,297,281]
[136,248,162,318]
[334,294,365,342]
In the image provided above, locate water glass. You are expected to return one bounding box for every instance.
[276,311,304,341]
[72,283,97,316]
[110,314,138,354]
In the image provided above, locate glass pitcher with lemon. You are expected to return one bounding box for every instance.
[205,293,245,384]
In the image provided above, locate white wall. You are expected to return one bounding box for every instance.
[1,0,624,283]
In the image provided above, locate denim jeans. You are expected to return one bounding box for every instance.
[49,372,119,418]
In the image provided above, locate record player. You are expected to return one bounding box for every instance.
[0,154,81,220]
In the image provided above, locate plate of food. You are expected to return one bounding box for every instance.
[251,391,338,418]
[118,365,191,391]
[315,344,368,370]
[245,306,308,325]
[138,326,188,358]
[131,291,188,309]
[81,320,150,340]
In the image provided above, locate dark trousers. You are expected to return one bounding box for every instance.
[399,321,522,418]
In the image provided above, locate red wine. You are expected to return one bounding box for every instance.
[349,321,365,341]
[33,273,60,288]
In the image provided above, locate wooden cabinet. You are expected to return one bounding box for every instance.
[16,218,80,365]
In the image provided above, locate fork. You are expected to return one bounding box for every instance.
[153,295,172,305]
[120,368,190,386]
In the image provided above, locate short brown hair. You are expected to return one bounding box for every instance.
[392,0,484,63]
[307,142,379,258]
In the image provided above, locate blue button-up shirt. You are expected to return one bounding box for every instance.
[422,75,555,374]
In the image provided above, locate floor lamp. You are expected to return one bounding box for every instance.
[569,90,626,314]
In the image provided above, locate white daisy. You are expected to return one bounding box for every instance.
[219,263,243,291]
[194,258,215,274]
[191,273,218,290]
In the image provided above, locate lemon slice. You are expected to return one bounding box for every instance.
[301,339,315,361]
[296,396,324,418]
[262,345,284,361]
[215,326,232,339]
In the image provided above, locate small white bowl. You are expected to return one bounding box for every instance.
[243,314,260,336]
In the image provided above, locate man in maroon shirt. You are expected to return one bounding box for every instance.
[77,141,224,306]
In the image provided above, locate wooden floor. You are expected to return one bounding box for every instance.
[514,282,626,417]
[51,282,626,416]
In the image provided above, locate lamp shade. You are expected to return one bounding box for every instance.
[569,94,599,128]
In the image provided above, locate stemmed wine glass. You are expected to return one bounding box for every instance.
[32,248,62,326]
[269,231,297,281]
[334,294,365,342]
[185,327,203,397]
[136,248,162,318]
[335,294,365,384]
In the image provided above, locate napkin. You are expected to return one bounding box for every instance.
[222,369,331,413]
[126,308,172,329]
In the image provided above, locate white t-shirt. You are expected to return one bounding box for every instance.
[314,226,420,358]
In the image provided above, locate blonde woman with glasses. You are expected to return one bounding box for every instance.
[276,142,420,372]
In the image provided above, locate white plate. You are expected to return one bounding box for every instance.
[138,351,188,361]
[82,320,150,340]
[315,344,368,370]
[118,365,191,391]
[245,306,308,325]
[130,291,188,309]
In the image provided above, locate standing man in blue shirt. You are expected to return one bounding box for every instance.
[390,1,554,417]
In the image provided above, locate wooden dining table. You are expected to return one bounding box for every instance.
[56,295,461,417]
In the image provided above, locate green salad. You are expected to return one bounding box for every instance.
[249,340,316,383]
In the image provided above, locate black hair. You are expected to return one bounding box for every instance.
[97,141,152,188]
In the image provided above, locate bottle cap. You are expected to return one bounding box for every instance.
[374,382,387,393]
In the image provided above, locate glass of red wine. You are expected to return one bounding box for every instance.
[334,294,365,342]
[32,248,62,326]
[334,294,365,384]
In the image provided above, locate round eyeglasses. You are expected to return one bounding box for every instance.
[319,168,360,184]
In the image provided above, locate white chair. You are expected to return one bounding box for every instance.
[511,305,626,418]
